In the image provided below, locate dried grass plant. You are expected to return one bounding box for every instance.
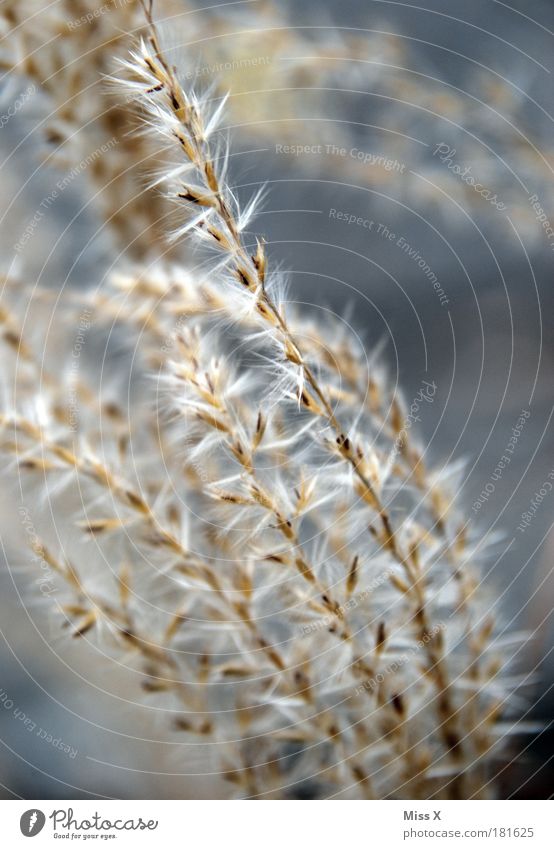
[0,0,528,799]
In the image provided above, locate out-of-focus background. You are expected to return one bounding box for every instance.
[0,0,553,798]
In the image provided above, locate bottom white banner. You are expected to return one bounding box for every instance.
[1,800,552,848]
